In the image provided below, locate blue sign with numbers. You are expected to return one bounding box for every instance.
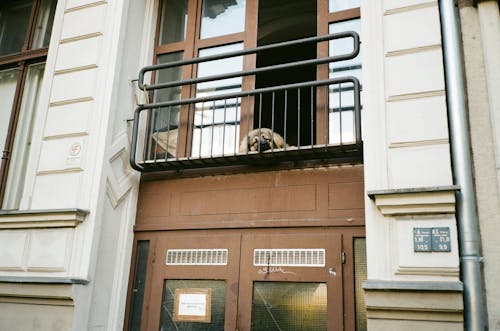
[413,227,451,252]
[431,227,451,252]
[413,228,432,252]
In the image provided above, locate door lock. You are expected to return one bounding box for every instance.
[328,267,337,276]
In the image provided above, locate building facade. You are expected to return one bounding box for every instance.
[0,0,498,330]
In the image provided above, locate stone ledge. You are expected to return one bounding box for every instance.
[363,279,463,292]
[0,209,89,229]
[364,280,464,326]
[367,186,459,216]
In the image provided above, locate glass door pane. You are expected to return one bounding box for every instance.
[192,43,243,157]
[329,0,360,13]
[200,0,246,39]
[158,0,189,44]
[252,282,327,331]
[159,279,227,330]
[149,52,184,159]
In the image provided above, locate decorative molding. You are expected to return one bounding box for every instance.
[0,276,88,285]
[388,138,449,149]
[43,131,89,141]
[0,209,88,229]
[363,280,464,324]
[367,186,459,216]
[363,279,463,292]
[35,168,84,176]
[384,1,437,16]
[60,32,103,45]
[54,64,98,76]
[395,266,460,277]
[387,90,445,102]
[106,131,135,209]
[65,1,107,14]
[49,96,94,107]
[385,44,442,57]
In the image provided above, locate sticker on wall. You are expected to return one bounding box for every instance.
[66,141,83,166]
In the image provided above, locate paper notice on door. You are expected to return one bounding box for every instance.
[173,288,211,323]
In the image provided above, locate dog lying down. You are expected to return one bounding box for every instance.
[239,128,292,153]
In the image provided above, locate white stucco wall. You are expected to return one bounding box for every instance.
[362,0,460,283]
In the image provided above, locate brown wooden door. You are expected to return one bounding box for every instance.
[142,229,343,331]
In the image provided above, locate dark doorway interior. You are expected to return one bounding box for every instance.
[255,0,317,147]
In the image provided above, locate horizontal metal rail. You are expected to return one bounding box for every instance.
[138,31,359,92]
[130,32,362,172]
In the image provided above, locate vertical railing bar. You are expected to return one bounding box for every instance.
[245,95,250,155]
[198,101,204,158]
[166,106,171,159]
[143,109,151,162]
[153,111,161,163]
[187,103,193,160]
[258,93,263,152]
[271,91,275,151]
[354,79,361,144]
[297,87,301,148]
[222,98,227,156]
[339,83,343,145]
[210,100,215,157]
[310,85,314,147]
[284,90,288,150]
[235,97,240,155]
[325,86,329,147]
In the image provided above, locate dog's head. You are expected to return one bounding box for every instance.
[239,128,286,153]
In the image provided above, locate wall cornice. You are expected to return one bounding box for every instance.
[367,186,459,216]
[0,209,89,229]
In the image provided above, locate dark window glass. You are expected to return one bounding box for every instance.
[0,0,33,56]
[0,0,56,207]
[129,241,150,331]
[158,0,188,44]
[354,238,367,331]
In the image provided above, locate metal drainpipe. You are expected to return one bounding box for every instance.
[439,0,487,330]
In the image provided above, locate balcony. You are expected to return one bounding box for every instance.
[130,32,361,173]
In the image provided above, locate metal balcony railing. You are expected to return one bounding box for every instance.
[130,32,361,172]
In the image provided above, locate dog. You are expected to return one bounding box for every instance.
[239,128,289,153]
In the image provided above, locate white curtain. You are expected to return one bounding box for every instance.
[0,68,19,156]
[31,0,57,49]
[2,63,45,209]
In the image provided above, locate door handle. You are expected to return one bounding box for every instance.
[329,267,337,276]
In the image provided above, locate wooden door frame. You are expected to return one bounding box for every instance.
[124,227,364,331]
[237,230,344,331]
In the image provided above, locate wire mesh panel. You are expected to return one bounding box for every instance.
[251,282,328,331]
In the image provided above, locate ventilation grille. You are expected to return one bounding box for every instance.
[253,249,325,267]
[166,249,228,265]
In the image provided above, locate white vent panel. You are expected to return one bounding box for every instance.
[166,249,228,265]
[253,249,325,267]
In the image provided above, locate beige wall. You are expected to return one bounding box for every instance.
[459,1,500,328]
[0,283,74,331]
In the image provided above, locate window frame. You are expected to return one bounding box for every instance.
[148,0,360,163]
[0,0,53,206]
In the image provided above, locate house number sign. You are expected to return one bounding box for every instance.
[413,227,451,252]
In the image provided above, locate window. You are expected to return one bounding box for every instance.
[132,0,361,170]
[0,0,57,209]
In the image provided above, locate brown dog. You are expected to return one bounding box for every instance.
[239,128,288,153]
